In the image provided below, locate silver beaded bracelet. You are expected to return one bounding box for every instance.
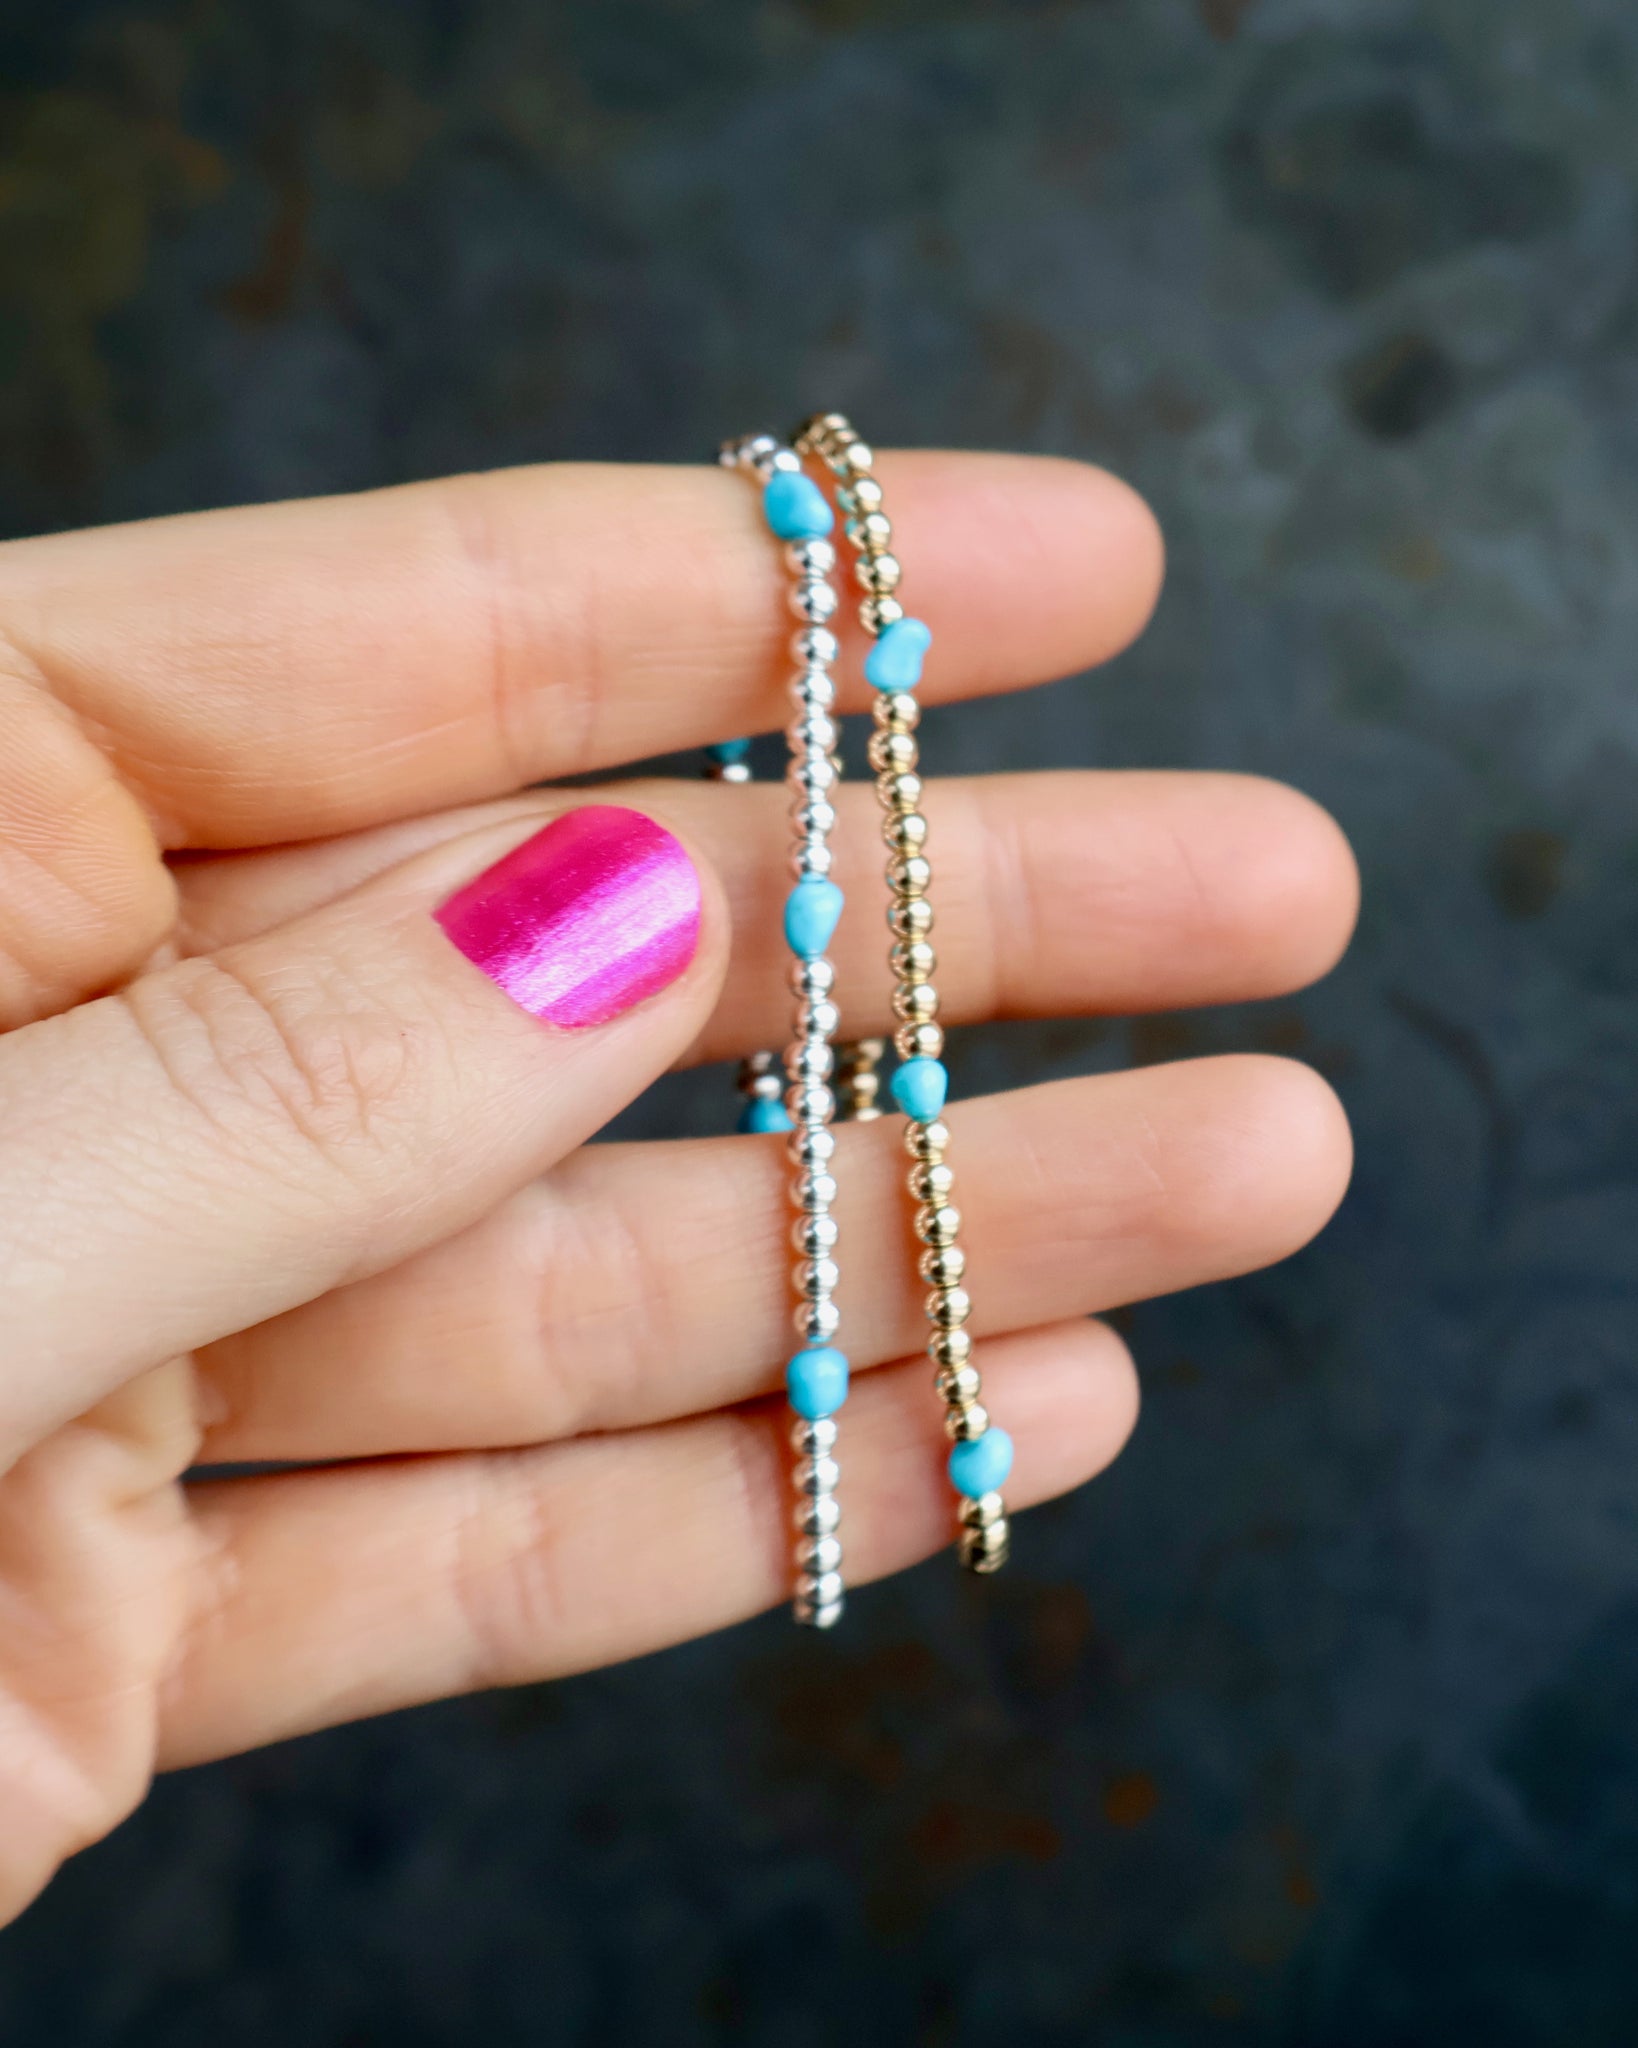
[714,420,1012,1629]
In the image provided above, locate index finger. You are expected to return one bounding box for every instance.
[0,451,1160,1024]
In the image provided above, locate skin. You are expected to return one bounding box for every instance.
[0,452,1358,1922]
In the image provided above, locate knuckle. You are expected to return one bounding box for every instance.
[119,949,430,1186]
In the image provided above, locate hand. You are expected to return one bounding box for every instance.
[0,453,1355,1919]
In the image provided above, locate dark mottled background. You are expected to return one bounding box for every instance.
[3,1,1637,2040]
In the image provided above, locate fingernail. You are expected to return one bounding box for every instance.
[435,806,702,1028]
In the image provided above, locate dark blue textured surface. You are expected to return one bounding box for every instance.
[3,2,1638,2039]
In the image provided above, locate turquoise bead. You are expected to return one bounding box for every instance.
[787,1345,849,1419]
[890,1056,948,1122]
[738,1097,793,1134]
[763,472,834,541]
[784,875,844,958]
[706,737,752,764]
[948,1426,1014,1498]
[863,616,932,693]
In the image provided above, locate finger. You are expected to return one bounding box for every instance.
[176,771,1359,1057]
[197,1056,1350,1463]
[163,1318,1138,1766]
[0,455,1160,1023]
[0,806,726,1464]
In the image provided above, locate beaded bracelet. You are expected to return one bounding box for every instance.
[793,412,1013,1576]
[717,429,851,1628]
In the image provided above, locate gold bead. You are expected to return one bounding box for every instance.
[847,511,892,551]
[848,475,885,514]
[958,1489,1005,1528]
[908,1158,955,1204]
[905,1117,950,1160]
[893,981,939,1025]
[868,731,919,776]
[860,594,905,634]
[945,1402,988,1441]
[889,897,934,939]
[891,939,937,982]
[872,692,920,734]
[959,1520,1010,1574]
[855,551,901,595]
[896,1021,945,1060]
[920,1243,967,1288]
[916,1202,962,1247]
[928,1285,972,1330]
[878,770,924,814]
[888,854,932,897]
[884,812,929,857]
[930,1327,972,1370]
[841,439,874,472]
[935,1361,981,1404]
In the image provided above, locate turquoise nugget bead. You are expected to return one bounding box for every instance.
[763,471,835,541]
[863,616,932,693]
[787,1346,849,1419]
[890,1056,948,1122]
[738,1097,793,1134]
[784,876,844,957]
[948,1426,1014,1498]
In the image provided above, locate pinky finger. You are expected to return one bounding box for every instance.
[162,1318,1138,1767]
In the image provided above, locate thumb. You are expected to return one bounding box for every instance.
[0,803,726,1463]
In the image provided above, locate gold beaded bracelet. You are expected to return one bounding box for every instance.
[794,412,1013,1576]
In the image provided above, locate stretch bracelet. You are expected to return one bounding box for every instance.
[718,429,850,1628]
[794,412,1014,1576]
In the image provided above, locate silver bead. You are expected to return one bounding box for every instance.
[945,1403,988,1441]
[791,1415,839,1456]
[860,594,905,633]
[789,665,837,711]
[796,1569,846,1609]
[795,1297,842,1342]
[793,1211,840,1255]
[788,1123,836,1167]
[789,578,839,625]
[743,432,780,479]
[789,753,838,797]
[794,1455,841,1496]
[768,444,802,475]
[786,1083,835,1126]
[791,625,839,667]
[795,1256,841,1300]
[791,839,834,880]
[788,710,838,754]
[794,1170,839,1211]
[784,537,837,578]
[791,799,838,840]
[790,957,836,1000]
[786,1038,834,1084]
[796,1595,845,1628]
[794,1493,841,1537]
[796,997,842,1041]
[716,760,752,784]
[797,1532,843,1575]
[746,1068,785,1104]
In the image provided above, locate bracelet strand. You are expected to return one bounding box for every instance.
[795,412,1013,1575]
[720,429,849,1626]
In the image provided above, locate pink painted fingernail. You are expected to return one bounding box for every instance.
[435,805,702,1028]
